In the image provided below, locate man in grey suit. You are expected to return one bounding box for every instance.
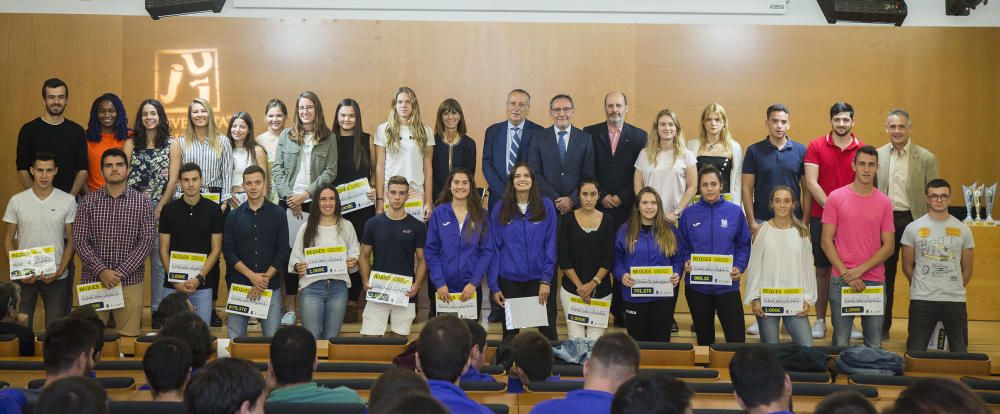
[528,94,595,215]
[876,109,939,339]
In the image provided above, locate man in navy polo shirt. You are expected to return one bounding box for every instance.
[530,332,640,414]
[741,103,810,234]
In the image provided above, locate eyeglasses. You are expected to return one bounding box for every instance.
[550,107,574,114]
[927,194,950,201]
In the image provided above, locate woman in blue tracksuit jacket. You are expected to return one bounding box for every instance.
[678,165,751,346]
[614,187,684,342]
[488,162,558,341]
[425,168,493,319]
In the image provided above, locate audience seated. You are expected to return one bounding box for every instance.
[813,390,877,414]
[143,337,192,402]
[0,282,33,356]
[611,372,693,414]
[383,393,450,414]
[459,319,496,383]
[69,305,106,361]
[417,315,492,414]
[508,331,558,393]
[184,358,267,414]
[728,346,792,414]
[368,367,431,414]
[266,326,364,404]
[159,311,213,369]
[157,292,194,327]
[530,332,640,414]
[36,376,108,414]
[22,317,99,402]
[884,377,991,414]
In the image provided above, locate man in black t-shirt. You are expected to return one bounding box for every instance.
[15,78,88,196]
[359,176,426,337]
[159,163,224,326]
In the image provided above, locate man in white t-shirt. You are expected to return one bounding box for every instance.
[901,178,974,353]
[3,152,77,330]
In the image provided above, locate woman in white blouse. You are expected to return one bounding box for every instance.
[633,108,697,223]
[743,185,817,346]
[227,112,267,208]
[374,86,435,221]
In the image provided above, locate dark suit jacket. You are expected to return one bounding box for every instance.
[482,119,544,205]
[527,125,595,206]
[584,121,648,226]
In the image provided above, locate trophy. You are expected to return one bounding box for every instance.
[974,184,986,225]
[985,183,997,225]
[963,183,977,224]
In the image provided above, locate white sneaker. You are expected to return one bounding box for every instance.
[851,326,864,339]
[281,311,296,325]
[781,322,789,335]
[746,321,760,335]
[811,319,826,338]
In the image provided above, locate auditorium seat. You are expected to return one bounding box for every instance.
[707,343,754,369]
[35,333,121,359]
[977,391,1000,406]
[315,378,377,390]
[230,336,272,359]
[327,336,408,362]
[481,364,504,375]
[135,335,218,358]
[518,380,584,409]
[961,376,1000,391]
[637,341,696,366]
[108,401,183,414]
[0,334,19,357]
[485,339,500,363]
[0,380,8,388]
[263,402,366,414]
[27,376,135,390]
[461,381,507,392]
[483,404,509,414]
[904,351,991,376]
[786,371,832,383]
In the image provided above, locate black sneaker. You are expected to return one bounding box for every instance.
[672,321,679,333]
[151,310,160,329]
[210,310,223,327]
[107,313,116,328]
[487,310,503,323]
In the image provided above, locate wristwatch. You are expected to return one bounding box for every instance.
[195,274,206,285]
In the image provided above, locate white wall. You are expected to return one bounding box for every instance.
[1,0,998,26]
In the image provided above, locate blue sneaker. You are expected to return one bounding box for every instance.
[280,311,296,325]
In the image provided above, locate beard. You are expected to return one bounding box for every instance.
[46,104,65,117]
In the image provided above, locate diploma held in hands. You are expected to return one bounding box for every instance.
[840,286,884,316]
[201,192,221,203]
[504,296,549,329]
[436,293,478,319]
[226,283,274,318]
[77,282,125,311]
[304,246,348,276]
[760,287,804,316]
[366,271,413,307]
[384,200,425,221]
[338,178,375,214]
[565,293,611,328]
[629,266,674,297]
[690,254,734,285]
[8,245,56,280]
[168,251,207,282]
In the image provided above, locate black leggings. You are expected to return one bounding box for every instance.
[686,286,745,346]
[499,277,558,341]
[624,299,675,342]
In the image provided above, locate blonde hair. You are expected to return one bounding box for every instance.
[625,187,678,257]
[182,98,222,156]
[384,87,430,153]
[645,109,687,167]
[697,103,735,157]
[770,185,809,238]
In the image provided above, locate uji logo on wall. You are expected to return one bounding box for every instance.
[154,48,221,114]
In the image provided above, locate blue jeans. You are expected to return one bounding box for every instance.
[227,288,283,339]
[829,278,884,348]
[165,287,213,325]
[299,279,349,340]
[756,314,813,346]
[150,236,166,311]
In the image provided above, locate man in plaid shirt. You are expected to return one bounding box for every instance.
[74,148,155,336]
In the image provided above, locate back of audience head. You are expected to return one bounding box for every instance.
[511,331,553,384]
[369,367,431,414]
[383,393,449,414]
[184,358,266,414]
[587,332,640,390]
[36,376,108,414]
[43,317,99,378]
[0,282,18,323]
[728,346,791,412]
[417,315,471,383]
[611,372,694,414]
[143,337,192,401]
[885,377,990,414]
[269,326,317,386]
[69,305,105,358]
[159,311,213,369]
[464,318,489,369]
[158,291,193,325]
[814,390,878,414]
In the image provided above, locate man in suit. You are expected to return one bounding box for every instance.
[528,94,595,215]
[483,89,544,209]
[876,109,939,340]
[583,92,647,327]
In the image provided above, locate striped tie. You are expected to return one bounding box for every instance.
[508,127,521,173]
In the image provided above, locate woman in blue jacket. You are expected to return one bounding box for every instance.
[614,187,683,342]
[425,168,492,319]
[489,162,558,340]
[678,165,752,346]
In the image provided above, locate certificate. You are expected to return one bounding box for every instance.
[689,254,734,285]
[839,286,884,316]
[77,282,125,311]
[760,287,804,316]
[167,251,207,283]
[201,192,221,203]
[304,245,348,277]
[564,293,611,328]
[226,283,274,318]
[504,296,549,329]
[628,266,674,298]
[384,199,425,221]
[436,293,478,319]
[8,245,57,280]
[366,271,413,307]
[337,178,374,214]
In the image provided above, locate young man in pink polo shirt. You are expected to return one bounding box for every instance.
[821,145,894,348]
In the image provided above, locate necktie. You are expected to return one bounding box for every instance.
[508,127,521,174]
[558,130,568,161]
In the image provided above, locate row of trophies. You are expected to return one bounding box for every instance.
[963,183,996,226]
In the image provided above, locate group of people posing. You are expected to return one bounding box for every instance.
[4,77,973,355]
